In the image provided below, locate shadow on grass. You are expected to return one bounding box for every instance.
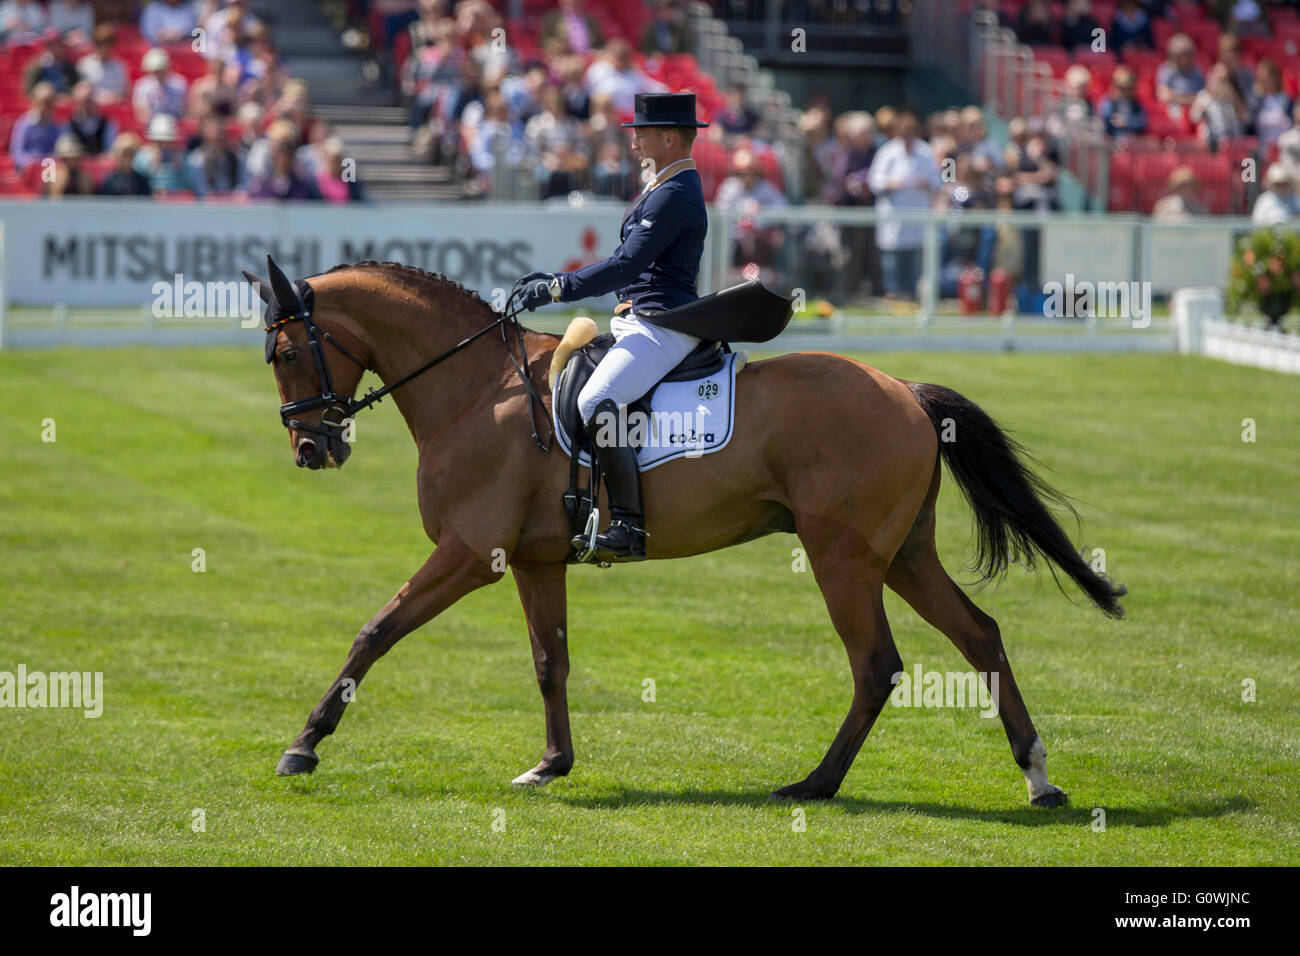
[552,788,1254,827]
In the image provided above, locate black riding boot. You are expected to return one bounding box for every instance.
[574,398,646,562]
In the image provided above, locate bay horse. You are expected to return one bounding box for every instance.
[245,255,1125,807]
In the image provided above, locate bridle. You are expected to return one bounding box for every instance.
[268,277,552,453]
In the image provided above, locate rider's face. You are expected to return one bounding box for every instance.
[630,127,668,168]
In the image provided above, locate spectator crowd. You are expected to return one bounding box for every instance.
[396,0,722,200]
[2,0,363,202]
[10,0,1298,305]
[988,0,1300,223]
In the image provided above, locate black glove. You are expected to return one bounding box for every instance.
[520,273,557,311]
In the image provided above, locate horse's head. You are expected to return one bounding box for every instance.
[243,255,368,470]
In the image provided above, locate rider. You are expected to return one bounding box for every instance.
[519,92,709,562]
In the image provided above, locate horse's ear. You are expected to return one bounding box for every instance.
[242,270,273,304]
[265,255,298,312]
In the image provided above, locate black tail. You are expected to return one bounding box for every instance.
[907,381,1126,619]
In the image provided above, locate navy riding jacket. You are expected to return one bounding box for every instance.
[558,168,707,314]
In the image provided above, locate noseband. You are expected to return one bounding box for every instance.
[267,278,552,452]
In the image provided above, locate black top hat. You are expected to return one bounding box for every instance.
[621,92,710,128]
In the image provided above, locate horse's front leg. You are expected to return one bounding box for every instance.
[275,527,502,775]
[509,560,573,787]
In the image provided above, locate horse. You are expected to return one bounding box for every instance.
[244,255,1125,807]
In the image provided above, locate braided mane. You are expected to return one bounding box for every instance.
[319,260,495,314]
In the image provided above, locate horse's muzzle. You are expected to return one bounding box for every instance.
[295,438,322,469]
[295,433,351,469]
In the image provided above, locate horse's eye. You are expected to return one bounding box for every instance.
[281,348,298,364]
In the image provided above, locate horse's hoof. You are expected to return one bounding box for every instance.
[770,779,837,801]
[276,749,319,776]
[512,753,572,787]
[1030,785,1069,808]
[512,767,558,787]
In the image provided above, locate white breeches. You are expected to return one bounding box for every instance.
[576,312,701,424]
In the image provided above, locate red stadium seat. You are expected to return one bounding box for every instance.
[1275,24,1300,56]
[1073,49,1116,72]
[1132,151,1181,212]
[393,29,412,75]
[1194,154,1233,213]
[1121,49,1163,76]
[692,138,730,201]
[1073,51,1117,96]
[1144,108,1190,141]
[1183,21,1220,59]
[1219,135,1260,160]
[1031,46,1072,78]
[757,148,784,192]
[1152,18,1177,53]
[21,161,45,192]
[1241,37,1292,65]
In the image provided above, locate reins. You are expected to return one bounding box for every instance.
[272,278,553,452]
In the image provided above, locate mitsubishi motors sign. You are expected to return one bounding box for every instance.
[0,200,626,308]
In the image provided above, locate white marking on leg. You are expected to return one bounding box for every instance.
[512,769,558,787]
[1023,736,1052,798]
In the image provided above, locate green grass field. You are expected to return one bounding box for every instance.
[1,346,1296,865]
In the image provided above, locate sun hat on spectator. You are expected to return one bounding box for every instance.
[146,114,181,143]
[731,148,758,173]
[1265,164,1292,187]
[1167,166,1199,190]
[238,101,265,129]
[54,134,85,160]
[142,48,171,73]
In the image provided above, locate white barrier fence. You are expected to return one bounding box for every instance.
[1175,287,1300,373]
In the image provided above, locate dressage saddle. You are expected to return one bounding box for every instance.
[553,334,729,452]
[552,279,792,448]
[551,280,791,554]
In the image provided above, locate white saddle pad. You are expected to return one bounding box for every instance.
[552,350,745,472]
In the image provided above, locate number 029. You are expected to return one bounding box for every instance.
[698,381,719,399]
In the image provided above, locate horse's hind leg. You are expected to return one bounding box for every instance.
[774,514,902,800]
[885,496,1068,808]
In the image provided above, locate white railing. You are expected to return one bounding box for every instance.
[1202,319,1300,373]
[3,200,1297,371]
[705,205,1261,310]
